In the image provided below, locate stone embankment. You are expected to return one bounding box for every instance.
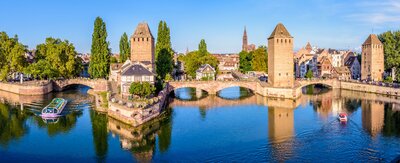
[107,84,171,127]
[0,81,53,95]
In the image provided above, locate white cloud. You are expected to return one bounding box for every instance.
[346,0,400,24]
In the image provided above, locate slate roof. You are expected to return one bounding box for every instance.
[132,22,154,39]
[268,23,292,39]
[334,66,350,74]
[363,34,382,45]
[344,56,358,68]
[122,63,154,76]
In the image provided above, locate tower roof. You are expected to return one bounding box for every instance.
[363,34,382,45]
[243,26,247,37]
[132,22,154,39]
[268,23,292,39]
[305,42,312,51]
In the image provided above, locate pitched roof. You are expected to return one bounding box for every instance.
[196,64,216,73]
[333,66,350,74]
[132,22,154,39]
[268,23,293,39]
[363,34,382,45]
[121,63,154,76]
[344,56,358,68]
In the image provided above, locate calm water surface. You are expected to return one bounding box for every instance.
[0,85,399,162]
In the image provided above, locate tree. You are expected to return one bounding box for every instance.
[239,51,253,73]
[0,32,27,81]
[129,82,156,98]
[378,30,400,81]
[180,40,219,78]
[89,17,110,79]
[252,46,268,72]
[24,60,59,79]
[119,32,130,63]
[155,21,173,81]
[198,39,207,56]
[31,38,82,79]
[156,49,173,80]
[305,69,313,79]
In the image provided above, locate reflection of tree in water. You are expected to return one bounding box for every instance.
[199,106,207,120]
[343,98,361,113]
[0,103,28,147]
[108,108,173,162]
[302,84,330,95]
[382,104,400,137]
[33,110,83,136]
[90,110,108,161]
[157,108,173,153]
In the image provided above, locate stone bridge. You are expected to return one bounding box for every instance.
[53,78,108,92]
[168,81,258,94]
[296,79,340,89]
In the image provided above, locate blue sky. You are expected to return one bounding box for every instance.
[1,0,399,53]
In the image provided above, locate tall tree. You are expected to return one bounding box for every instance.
[89,17,110,79]
[155,21,173,80]
[198,39,207,56]
[119,32,130,63]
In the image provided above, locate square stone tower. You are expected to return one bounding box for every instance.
[267,23,294,88]
[130,22,155,71]
[361,34,384,81]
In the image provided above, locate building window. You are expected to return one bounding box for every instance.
[147,38,149,41]
[142,38,144,41]
[279,73,281,76]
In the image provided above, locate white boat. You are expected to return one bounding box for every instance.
[41,98,67,118]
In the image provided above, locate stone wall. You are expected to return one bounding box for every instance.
[108,84,171,127]
[0,81,53,95]
[340,81,400,97]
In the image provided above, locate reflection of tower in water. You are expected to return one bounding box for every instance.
[362,100,384,137]
[107,110,172,162]
[264,97,297,161]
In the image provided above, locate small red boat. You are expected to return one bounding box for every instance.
[338,112,348,122]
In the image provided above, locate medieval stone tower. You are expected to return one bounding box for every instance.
[242,26,248,52]
[267,23,294,88]
[130,22,155,71]
[361,34,384,81]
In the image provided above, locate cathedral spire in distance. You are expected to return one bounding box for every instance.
[242,26,248,52]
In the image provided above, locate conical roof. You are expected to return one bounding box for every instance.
[305,42,312,51]
[268,23,292,39]
[363,34,382,45]
[132,22,154,38]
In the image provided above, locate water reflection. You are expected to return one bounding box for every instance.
[108,109,172,162]
[0,85,399,161]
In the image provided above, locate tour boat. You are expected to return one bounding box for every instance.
[41,98,67,118]
[338,112,348,122]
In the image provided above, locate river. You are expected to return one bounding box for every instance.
[0,85,399,162]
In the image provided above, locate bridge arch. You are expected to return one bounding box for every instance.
[168,81,257,95]
[52,79,108,92]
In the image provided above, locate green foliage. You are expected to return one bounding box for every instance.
[24,60,59,79]
[181,40,218,78]
[239,51,253,73]
[155,21,173,81]
[384,76,393,83]
[156,49,173,81]
[198,39,207,56]
[129,82,156,98]
[378,30,400,81]
[0,32,27,81]
[110,56,118,63]
[89,17,110,79]
[27,37,82,79]
[252,46,268,72]
[165,73,173,81]
[305,69,313,79]
[119,32,130,63]
[201,76,213,81]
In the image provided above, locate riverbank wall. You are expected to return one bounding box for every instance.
[0,81,53,95]
[107,84,171,127]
